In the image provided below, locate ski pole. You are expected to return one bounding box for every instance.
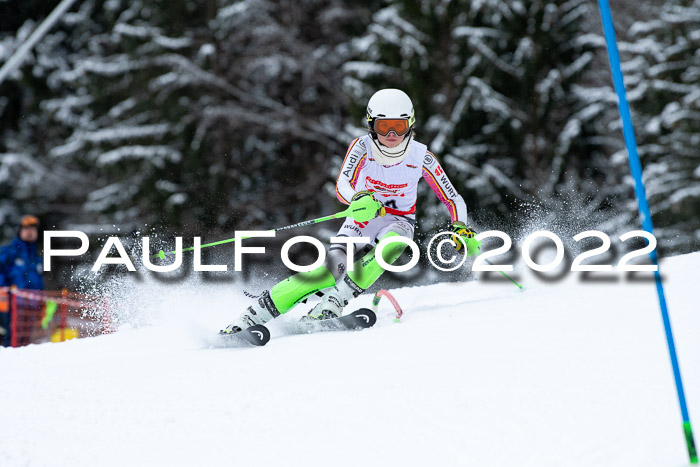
[153,206,355,259]
[484,258,524,289]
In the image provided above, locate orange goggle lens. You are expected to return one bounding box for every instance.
[373,118,410,137]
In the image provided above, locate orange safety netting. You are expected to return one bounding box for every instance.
[0,286,113,348]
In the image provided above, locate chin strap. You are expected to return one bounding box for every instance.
[369,131,413,164]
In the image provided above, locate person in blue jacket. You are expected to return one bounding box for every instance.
[0,215,44,346]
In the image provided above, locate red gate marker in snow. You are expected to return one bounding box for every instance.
[372,289,403,323]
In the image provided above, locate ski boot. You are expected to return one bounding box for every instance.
[221,290,280,334]
[303,279,356,322]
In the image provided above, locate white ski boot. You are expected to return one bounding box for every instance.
[306,280,357,320]
[222,291,279,334]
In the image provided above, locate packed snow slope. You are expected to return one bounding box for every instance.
[1,253,699,467]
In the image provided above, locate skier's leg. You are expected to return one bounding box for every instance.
[267,216,383,313]
[325,216,384,280]
[349,218,414,289]
[307,218,414,319]
[223,219,379,332]
[223,217,410,332]
[222,266,337,332]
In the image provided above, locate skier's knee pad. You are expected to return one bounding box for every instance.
[346,231,407,290]
[269,265,336,314]
[326,248,347,280]
[326,243,374,280]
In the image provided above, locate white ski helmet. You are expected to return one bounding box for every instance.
[366,88,416,164]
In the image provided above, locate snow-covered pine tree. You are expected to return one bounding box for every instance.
[0,0,88,240]
[618,0,700,253]
[344,0,624,237]
[44,0,366,235]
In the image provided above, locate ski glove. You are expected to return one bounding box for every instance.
[452,222,481,257]
[349,191,385,223]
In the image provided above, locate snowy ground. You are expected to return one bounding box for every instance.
[1,253,699,467]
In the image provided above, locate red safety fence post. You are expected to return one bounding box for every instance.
[60,288,68,342]
[0,287,7,346]
[10,285,18,348]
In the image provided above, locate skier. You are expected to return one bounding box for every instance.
[222,89,480,334]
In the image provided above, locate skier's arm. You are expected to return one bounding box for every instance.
[336,138,367,205]
[421,151,468,224]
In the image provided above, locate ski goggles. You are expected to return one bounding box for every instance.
[372,118,411,137]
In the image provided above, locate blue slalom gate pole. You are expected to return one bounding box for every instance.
[597,1,697,463]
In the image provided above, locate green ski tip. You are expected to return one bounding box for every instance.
[158,250,165,260]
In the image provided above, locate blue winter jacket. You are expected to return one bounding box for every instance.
[0,236,45,290]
